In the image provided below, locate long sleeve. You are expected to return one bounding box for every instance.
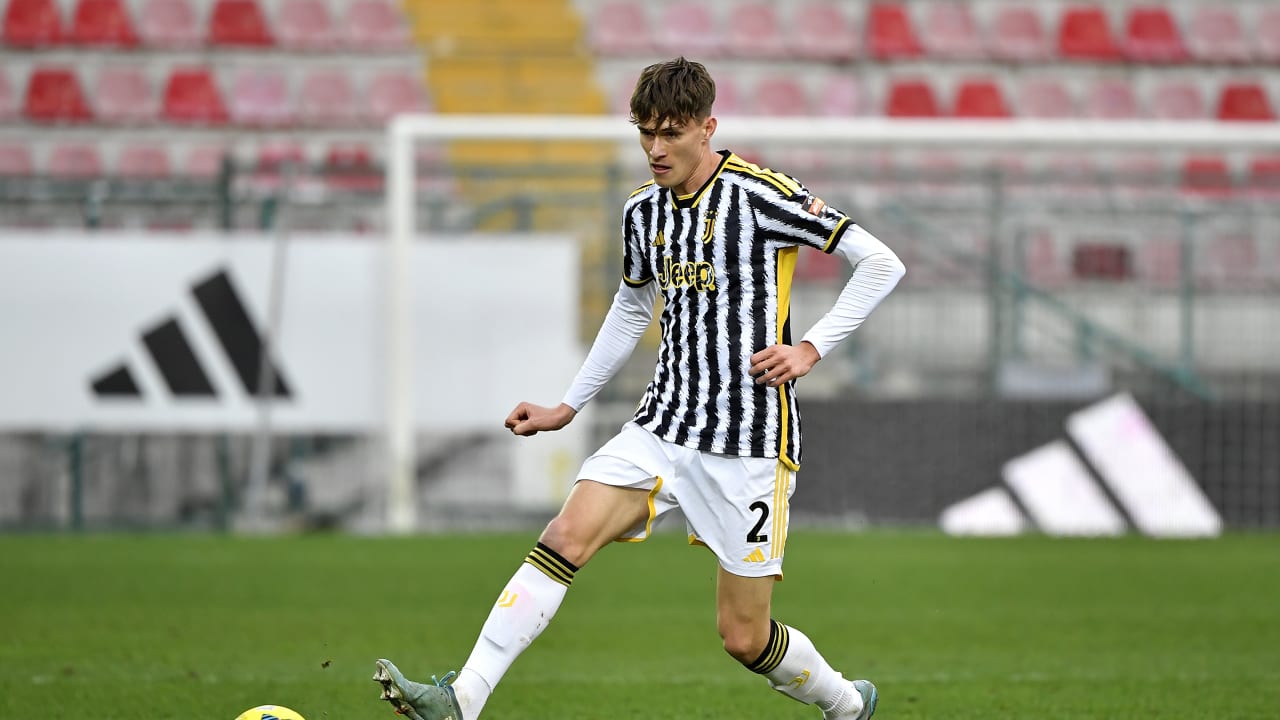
[561,280,658,411]
[800,224,906,358]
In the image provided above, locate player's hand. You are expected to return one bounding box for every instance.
[749,342,821,387]
[505,402,577,436]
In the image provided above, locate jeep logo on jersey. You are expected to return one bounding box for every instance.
[89,269,293,402]
[657,256,717,292]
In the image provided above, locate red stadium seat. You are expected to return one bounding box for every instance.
[1084,77,1141,119]
[251,142,306,190]
[654,1,721,58]
[816,73,864,116]
[68,0,138,46]
[117,144,171,177]
[1180,155,1234,198]
[952,78,1011,118]
[1057,5,1122,61]
[1186,6,1249,63]
[342,0,410,50]
[23,67,94,122]
[1122,5,1187,62]
[786,1,858,61]
[1017,76,1076,118]
[0,69,14,121]
[1257,7,1280,64]
[1150,78,1206,120]
[1072,242,1132,281]
[48,142,103,178]
[988,5,1049,61]
[753,75,809,116]
[868,2,922,59]
[2,0,61,46]
[710,72,742,115]
[366,69,430,123]
[589,1,652,56]
[0,143,34,175]
[277,0,335,50]
[183,144,230,177]
[922,2,983,59]
[298,68,357,126]
[1247,154,1280,198]
[228,67,294,127]
[325,142,381,191]
[94,65,155,124]
[885,78,941,117]
[161,67,230,125]
[726,3,786,58]
[137,0,199,47]
[1216,82,1276,122]
[208,0,273,47]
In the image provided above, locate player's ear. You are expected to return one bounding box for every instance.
[702,116,717,142]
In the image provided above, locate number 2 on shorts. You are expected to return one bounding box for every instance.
[747,501,769,542]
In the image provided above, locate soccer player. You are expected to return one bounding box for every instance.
[374,57,905,720]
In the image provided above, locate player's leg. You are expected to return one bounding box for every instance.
[718,569,877,719]
[377,478,655,720]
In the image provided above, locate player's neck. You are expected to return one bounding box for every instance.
[674,149,722,197]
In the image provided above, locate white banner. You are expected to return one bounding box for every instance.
[0,232,583,433]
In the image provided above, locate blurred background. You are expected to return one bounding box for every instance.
[0,0,1276,535]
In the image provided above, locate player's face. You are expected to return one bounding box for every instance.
[637,116,717,195]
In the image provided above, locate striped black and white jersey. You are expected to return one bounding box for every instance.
[622,150,853,469]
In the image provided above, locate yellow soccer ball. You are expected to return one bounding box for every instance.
[235,705,306,720]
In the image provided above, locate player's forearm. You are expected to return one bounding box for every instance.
[561,281,657,411]
[801,226,906,358]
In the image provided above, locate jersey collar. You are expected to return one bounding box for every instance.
[671,150,732,210]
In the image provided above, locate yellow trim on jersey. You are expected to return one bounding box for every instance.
[672,153,731,210]
[623,275,653,287]
[629,180,655,198]
[615,475,664,543]
[725,158,801,197]
[823,217,851,253]
[775,247,800,471]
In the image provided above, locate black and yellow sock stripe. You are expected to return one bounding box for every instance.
[524,542,579,587]
[746,619,790,674]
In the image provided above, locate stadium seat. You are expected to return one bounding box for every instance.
[68,0,138,46]
[885,78,941,117]
[0,70,14,121]
[0,144,34,175]
[137,0,200,47]
[298,68,357,126]
[922,2,983,59]
[1057,5,1122,61]
[324,142,381,191]
[1017,76,1077,118]
[1045,153,1107,206]
[1084,77,1141,119]
[589,1,652,56]
[277,0,335,50]
[1150,78,1206,120]
[183,144,230,177]
[754,75,809,116]
[952,78,1011,118]
[23,67,94,123]
[117,144,171,177]
[251,142,306,190]
[1257,7,1280,63]
[1215,82,1276,121]
[1247,154,1280,198]
[208,0,273,46]
[1122,5,1187,62]
[94,65,155,124]
[988,5,1050,61]
[654,1,721,58]
[48,142,103,178]
[711,72,742,115]
[2,0,61,46]
[1200,234,1260,288]
[786,1,858,61]
[161,67,230,125]
[366,69,430,124]
[1072,242,1132,281]
[228,67,294,127]
[1112,152,1171,205]
[1136,236,1182,289]
[868,2,922,58]
[342,0,410,50]
[816,73,864,116]
[1180,155,1234,198]
[726,2,786,58]
[1186,6,1249,63]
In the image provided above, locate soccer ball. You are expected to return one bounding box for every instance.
[234,705,306,720]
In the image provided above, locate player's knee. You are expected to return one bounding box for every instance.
[538,515,594,568]
[719,622,768,665]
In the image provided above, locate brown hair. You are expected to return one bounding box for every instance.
[629,57,716,128]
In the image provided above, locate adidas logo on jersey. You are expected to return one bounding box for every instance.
[742,548,766,563]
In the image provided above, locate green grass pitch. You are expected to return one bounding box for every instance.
[1,530,1277,719]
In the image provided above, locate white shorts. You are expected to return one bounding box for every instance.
[577,421,796,578]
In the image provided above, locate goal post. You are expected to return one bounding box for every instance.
[384,115,1280,534]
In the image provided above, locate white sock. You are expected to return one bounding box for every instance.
[754,621,862,716]
[452,544,577,719]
